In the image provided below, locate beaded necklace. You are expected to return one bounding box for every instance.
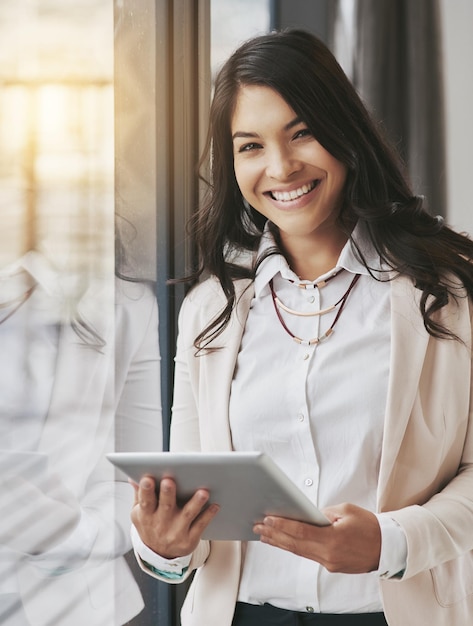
[269,272,361,346]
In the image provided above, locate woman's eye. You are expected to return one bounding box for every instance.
[238,142,261,153]
[294,128,312,140]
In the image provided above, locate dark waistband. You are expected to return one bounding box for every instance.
[232,602,388,626]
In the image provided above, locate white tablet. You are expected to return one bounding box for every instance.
[107,451,330,540]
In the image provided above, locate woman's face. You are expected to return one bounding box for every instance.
[231,85,347,247]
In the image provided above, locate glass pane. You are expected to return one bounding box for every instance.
[0,4,161,625]
[211,0,271,75]
[0,0,114,273]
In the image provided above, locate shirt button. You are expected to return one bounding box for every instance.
[297,413,305,422]
[304,478,313,487]
[306,606,315,613]
[303,353,310,361]
[307,295,315,303]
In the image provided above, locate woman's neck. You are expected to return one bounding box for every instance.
[279,229,349,281]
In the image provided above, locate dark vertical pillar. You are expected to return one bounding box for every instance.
[270,0,330,42]
[115,1,210,624]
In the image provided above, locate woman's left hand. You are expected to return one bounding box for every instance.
[253,503,381,574]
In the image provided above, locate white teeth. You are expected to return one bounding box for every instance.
[271,181,317,202]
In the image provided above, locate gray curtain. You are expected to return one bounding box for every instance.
[333,0,446,217]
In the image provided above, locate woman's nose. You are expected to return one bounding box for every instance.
[265,146,302,181]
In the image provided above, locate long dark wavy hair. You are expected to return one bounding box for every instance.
[188,29,473,350]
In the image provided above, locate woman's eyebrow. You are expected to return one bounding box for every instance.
[232,130,259,140]
[285,116,303,131]
[232,117,303,141]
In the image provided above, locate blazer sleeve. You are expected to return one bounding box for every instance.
[79,279,163,565]
[133,282,229,583]
[135,277,252,581]
[387,296,473,580]
[168,292,211,573]
[169,293,205,453]
[390,419,473,578]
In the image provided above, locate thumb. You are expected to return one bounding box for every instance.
[321,505,344,524]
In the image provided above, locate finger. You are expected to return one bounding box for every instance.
[322,510,342,524]
[258,516,327,540]
[253,517,330,561]
[155,479,208,523]
[175,489,212,532]
[187,503,220,542]
[254,519,302,555]
[136,475,158,513]
[322,504,346,523]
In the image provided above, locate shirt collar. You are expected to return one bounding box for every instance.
[254,221,389,298]
[0,251,65,299]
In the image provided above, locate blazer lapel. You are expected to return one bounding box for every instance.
[200,280,254,452]
[377,276,429,509]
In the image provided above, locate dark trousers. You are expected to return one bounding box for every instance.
[231,602,389,626]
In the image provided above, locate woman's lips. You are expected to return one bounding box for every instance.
[269,179,320,202]
[263,179,322,209]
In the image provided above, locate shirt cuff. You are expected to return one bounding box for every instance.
[131,524,192,577]
[375,513,407,579]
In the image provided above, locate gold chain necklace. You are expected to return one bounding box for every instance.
[269,273,361,345]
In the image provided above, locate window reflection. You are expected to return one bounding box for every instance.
[0,0,113,273]
[0,3,162,625]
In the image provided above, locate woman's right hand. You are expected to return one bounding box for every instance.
[130,476,219,559]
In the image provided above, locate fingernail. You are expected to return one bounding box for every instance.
[264,517,274,526]
[142,478,152,490]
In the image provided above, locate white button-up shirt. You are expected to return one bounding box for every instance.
[229,225,395,613]
[132,224,407,611]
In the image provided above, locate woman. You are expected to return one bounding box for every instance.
[131,30,473,626]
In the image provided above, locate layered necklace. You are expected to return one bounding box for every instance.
[269,270,360,346]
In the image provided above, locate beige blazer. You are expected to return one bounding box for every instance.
[14,279,162,626]
[140,274,473,626]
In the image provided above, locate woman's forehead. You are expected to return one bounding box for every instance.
[231,85,297,132]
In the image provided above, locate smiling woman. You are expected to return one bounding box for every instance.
[231,85,348,279]
[130,28,473,626]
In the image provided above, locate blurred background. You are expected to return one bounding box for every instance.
[0,0,114,275]
[1,0,471,283]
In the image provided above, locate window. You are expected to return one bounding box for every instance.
[0,0,114,275]
[211,0,270,74]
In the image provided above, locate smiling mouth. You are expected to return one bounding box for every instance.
[269,180,320,202]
